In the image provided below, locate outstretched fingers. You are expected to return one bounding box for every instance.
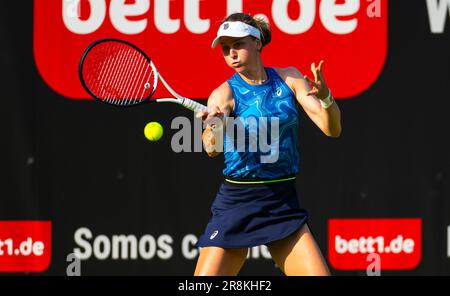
[304,75,318,87]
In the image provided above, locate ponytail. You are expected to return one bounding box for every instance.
[252,15,271,47]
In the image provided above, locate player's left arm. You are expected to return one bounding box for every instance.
[283,61,342,138]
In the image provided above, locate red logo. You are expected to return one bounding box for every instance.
[0,221,52,272]
[34,0,387,100]
[328,218,421,270]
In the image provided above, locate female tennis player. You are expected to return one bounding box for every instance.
[194,13,341,276]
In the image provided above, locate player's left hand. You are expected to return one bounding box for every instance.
[304,60,330,101]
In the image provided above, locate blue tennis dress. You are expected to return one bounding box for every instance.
[196,68,308,249]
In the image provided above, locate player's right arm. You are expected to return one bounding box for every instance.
[196,82,233,157]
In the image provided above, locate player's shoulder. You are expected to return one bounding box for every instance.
[272,67,306,96]
[210,81,232,99]
[217,81,233,93]
[272,66,304,80]
[208,81,233,105]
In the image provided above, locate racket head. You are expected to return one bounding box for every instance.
[79,38,158,107]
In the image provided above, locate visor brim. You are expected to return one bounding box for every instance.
[211,33,252,49]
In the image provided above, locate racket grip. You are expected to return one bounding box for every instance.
[182,98,208,112]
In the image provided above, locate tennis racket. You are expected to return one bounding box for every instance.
[79,38,207,112]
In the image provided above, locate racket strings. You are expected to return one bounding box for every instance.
[98,42,116,100]
[115,48,135,105]
[98,46,114,99]
[124,51,144,104]
[82,41,155,105]
[107,47,128,103]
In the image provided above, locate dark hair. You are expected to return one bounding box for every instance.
[222,13,271,49]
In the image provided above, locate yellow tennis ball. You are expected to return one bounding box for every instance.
[144,122,163,142]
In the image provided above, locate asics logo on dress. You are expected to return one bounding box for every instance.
[276,87,282,96]
[210,230,219,240]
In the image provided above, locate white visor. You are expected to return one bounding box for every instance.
[211,21,261,48]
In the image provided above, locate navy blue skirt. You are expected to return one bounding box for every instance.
[196,179,308,249]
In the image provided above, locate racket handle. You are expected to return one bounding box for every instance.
[182,98,208,112]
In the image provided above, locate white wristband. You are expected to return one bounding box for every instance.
[320,91,334,109]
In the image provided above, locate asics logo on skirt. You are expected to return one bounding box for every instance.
[210,230,219,240]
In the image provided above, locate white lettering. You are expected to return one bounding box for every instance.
[110,0,150,34]
[426,0,450,33]
[157,235,173,260]
[348,238,359,254]
[181,234,199,259]
[62,0,366,35]
[65,0,81,18]
[73,228,174,260]
[155,0,180,34]
[93,235,111,260]
[359,236,367,253]
[185,0,210,34]
[63,0,107,34]
[335,235,347,254]
[272,0,315,34]
[73,227,93,260]
[403,238,414,254]
[4,239,12,255]
[227,0,243,15]
[367,236,376,253]
[112,235,138,259]
[33,241,44,256]
[19,238,33,256]
[335,235,415,254]
[138,235,157,259]
[320,0,359,34]
[373,236,382,253]
[390,235,403,254]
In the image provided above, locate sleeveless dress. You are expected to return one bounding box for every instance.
[196,68,308,248]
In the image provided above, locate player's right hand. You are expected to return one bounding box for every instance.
[196,104,224,126]
[197,104,224,157]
